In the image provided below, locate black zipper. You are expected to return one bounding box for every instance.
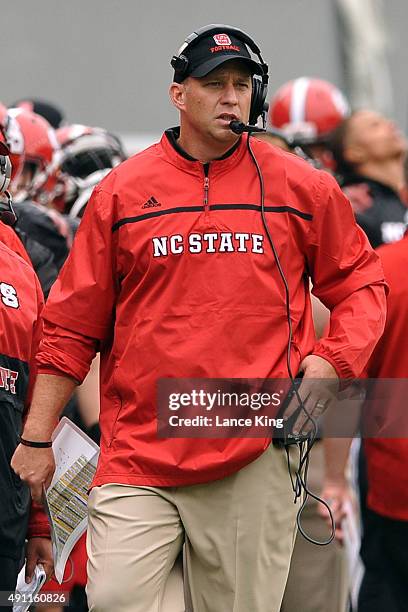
[203,163,210,217]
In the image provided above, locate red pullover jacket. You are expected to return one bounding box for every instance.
[364,233,408,521]
[0,241,48,557]
[37,131,386,487]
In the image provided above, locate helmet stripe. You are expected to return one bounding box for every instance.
[290,77,310,124]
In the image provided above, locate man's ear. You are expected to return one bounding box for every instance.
[169,82,186,111]
[344,143,366,166]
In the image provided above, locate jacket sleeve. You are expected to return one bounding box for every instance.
[305,171,387,378]
[27,502,50,539]
[37,321,98,383]
[36,186,118,382]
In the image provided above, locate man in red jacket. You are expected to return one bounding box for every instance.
[0,140,52,592]
[12,25,386,612]
[357,232,408,612]
[0,239,52,592]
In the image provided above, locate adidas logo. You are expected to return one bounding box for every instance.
[142,196,161,209]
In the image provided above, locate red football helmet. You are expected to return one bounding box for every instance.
[8,107,60,203]
[269,77,350,144]
[0,102,25,183]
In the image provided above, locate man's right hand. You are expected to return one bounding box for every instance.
[11,445,55,504]
[10,373,77,504]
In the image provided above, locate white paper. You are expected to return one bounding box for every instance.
[13,563,46,612]
[45,417,99,584]
[342,500,364,611]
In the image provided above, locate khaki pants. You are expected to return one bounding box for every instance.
[86,444,298,612]
[281,443,349,612]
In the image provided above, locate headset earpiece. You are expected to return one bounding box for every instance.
[170,54,189,76]
[0,153,12,194]
[249,76,268,126]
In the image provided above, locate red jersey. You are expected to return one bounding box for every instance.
[0,241,48,552]
[364,233,408,521]
[37,131,386,487]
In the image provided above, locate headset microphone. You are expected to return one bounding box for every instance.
[229,121,266,134]
[229,120,295,143]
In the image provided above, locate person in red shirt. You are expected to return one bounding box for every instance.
[0,140,52,592]
[12,25,386,612]
[357,233,408,612]
[0,239,52,591]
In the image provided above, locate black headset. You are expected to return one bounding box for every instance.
[171,24,269,126]
[0,136,17,226]
[0,142,12,194]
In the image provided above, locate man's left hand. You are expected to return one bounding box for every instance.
[284,355,339,437]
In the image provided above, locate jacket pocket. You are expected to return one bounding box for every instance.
[107,364,123,448]
[107,396,123,448]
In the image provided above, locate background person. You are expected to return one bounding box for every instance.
[0,144,52,593]
[357,231,408,612]
[328,109,408,609]
[266,76,350,170]
[259,78,357,612]
[330,109,408,248]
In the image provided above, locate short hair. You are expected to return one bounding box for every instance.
[328,113,356,177]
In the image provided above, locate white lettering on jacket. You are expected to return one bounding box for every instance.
[0,367,19,394]
[152,232,264,257]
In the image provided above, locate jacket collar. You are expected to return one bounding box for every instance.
[160,127,248,176]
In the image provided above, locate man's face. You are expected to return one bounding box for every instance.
[173,60,252,146]
[345,110,407,164]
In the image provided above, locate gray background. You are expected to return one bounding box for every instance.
[3,0,408,141]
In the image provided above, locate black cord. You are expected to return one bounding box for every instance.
[246,136,294,381]
[246,134,335,546]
